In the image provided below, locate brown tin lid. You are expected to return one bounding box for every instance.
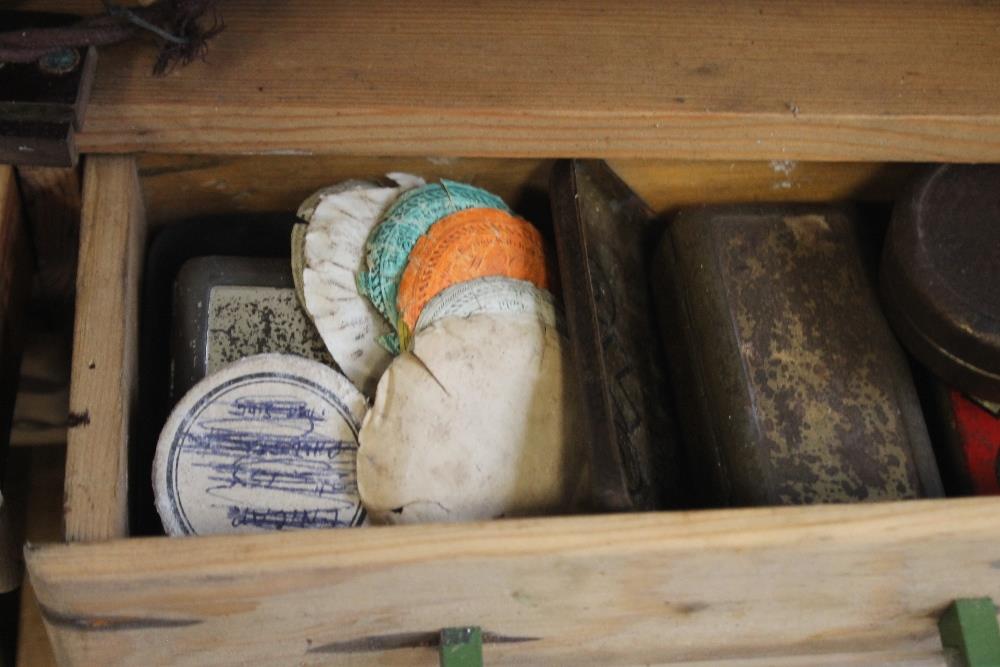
[881,164,1000,401]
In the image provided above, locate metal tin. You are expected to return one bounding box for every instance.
[652,204,943,506]
[550,159,683,511]
[930,384,1000,496]
[170,256,333,404]
[881,164,1000,401]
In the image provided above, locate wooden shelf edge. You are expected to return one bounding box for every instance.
[26,496,1000,580]
[24,497,1000,666]
[76,109,1000,162]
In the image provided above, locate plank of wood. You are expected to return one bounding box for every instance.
[15,166,82,319]
[135,154,917,227]
[17,0,1000,160]
[4,445,66,667]
[8,166,80,453]
[609,159,919,213]
[0,164,33,635]
[136,154,554,226]
[9,317,71,449]
[16,581,58,667]
[27,498,1000,666]
[63,156,145,542]
[0,165,32,468]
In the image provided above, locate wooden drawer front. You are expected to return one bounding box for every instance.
[27,154,999,665]
[27,500,1000,666]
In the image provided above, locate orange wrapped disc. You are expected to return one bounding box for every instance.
[396,207,549,338]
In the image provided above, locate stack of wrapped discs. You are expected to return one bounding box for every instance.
[295,176,587,524]
[153,175,585,537]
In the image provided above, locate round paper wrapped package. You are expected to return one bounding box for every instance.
[394,207,549,347]
[291,178,376,309]
[357,314,588,524]
[356,180,510,347]
[415,276,559,335]
[153,354,368,536]
[294,173,424,396]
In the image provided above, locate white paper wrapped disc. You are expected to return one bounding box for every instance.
[414,276,558,336]
[296,173,424,396]
[357,314,588,524]
[153,354,368,536]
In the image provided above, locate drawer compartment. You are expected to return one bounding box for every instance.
[27,154,1000,666]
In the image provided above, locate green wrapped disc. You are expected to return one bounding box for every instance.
[357,180,510,338]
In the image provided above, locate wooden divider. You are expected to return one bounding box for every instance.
[64,157,146,542]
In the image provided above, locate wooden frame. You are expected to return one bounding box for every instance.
[27,498,1000,666]
[18,0,1000,161]
[24,154,1000,665]
[0,165,31,455]
[63,157,146,542]
[13,1,1000,663]
[1,165,32,596]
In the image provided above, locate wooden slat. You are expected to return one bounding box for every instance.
[136,154,555,226]
[18,0,1000,161]
[29,498,1000,665]
[15,166,82,319]
[5,445,67,667]
[63,156,145,542]
[135,154,917,226]
[9,321,71,449]
[609,159,920,212]
[0,165,32,463]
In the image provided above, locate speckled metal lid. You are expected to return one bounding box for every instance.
[881,164,1000,401]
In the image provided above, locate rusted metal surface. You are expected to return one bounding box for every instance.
[653,204,943,506]
[881,164,1000,402]
[550,159,682,511]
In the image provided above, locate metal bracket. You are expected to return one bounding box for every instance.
[0,12,97,167]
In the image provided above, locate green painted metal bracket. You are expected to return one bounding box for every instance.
[439,626,483,667]
[939,598,1000,667]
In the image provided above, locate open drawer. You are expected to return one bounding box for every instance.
[25,154,1000,666]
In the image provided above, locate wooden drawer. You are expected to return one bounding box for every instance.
[23,153,1000,666]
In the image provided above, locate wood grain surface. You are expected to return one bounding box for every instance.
[63,156,145,542]
[15,166,82,318]
[0,166,32,469]
[16,0,1000,160]
[5,445,66,667]
[134,153,916,226]
[29,498,1000,666]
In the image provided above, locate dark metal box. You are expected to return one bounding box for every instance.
[652,204,943,506]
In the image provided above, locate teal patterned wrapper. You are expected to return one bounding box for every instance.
[357,180,510,347]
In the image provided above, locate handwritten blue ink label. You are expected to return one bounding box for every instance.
[154,354,368,536]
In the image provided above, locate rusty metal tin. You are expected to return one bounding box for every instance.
[881,164,1000,402]
[550,160,683,511]
[652,204,943,506]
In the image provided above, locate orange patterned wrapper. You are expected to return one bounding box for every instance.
[396,207,549,337]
